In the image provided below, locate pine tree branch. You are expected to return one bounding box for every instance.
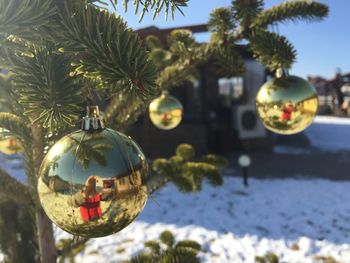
[150,144,225,193]
[104,92,147,131]
[213,45,246,78]
[0,168,34,205]
[208,7,235,40]
[56,237,89,259]
[156,45,206,90]
[0,0,56,42]
[57,1,158,99]
[253,0,329,28]
[8,46,83,132]
[115,0,188,21]
[0,112,31,142]
[232,0,264,30]
[249,30,296,70]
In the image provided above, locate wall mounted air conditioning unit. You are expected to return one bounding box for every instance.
[232,104,266,139]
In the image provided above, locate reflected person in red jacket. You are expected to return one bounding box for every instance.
[281,104,293,121]
[68,176,114,222]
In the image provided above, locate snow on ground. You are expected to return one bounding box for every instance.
[304,116,350,152]
[56,176,350,263]
[3,116,350,262]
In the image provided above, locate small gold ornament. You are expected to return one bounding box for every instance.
[0,128,23,155]
[149,91,183,130]
[256,69,318,135]
[37,106,148,237]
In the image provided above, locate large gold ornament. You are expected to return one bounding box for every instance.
[37,106,148,237]
[256,70,318,135]
[0,128,23,155]
[149,91,183,130]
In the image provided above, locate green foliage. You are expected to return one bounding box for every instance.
[0,169,33,205]
[101,0,188,21]
[214,45,246,77]
[232,0,264,22]
[159,230,175,247]
[255,252,279,263]
[145,35,164,50]
[56,237,89,263]
[58,1,158,99]
[0,199,37,263]
[253,0,329,28]
[200,154,228,168]
[151,144,225,193]
[0,0,56,42]
[314,255,340,263]
[207,0,328,71]
[129,230,201,263]
[249,30,296,69]
[208,8,235,38]
[0,112,31,142]
[8,47,83,132]
[175,144,195,161]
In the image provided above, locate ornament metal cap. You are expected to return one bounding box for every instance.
[161,90,169,97]
[81,105,105,131]
[276,68,289,78]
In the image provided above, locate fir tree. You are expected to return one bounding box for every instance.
[0,0,328,262]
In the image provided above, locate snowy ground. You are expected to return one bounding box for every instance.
[305,116,350,152]
[2,116,350,262]
[58,176,350,263]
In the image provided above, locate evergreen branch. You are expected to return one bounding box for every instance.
[156,44,206,90]
[253,0,329,28]
[0,0,56,42]
[145,35,164,50]
[208,7,235,39]
[213,45,245,78]
[150,144,225,193]
[130,230,201,263]
[0,169,33,205]
[56,237,89,261]
[58,1,158,99]
[167,30,196,58]
[116,0,188,21]
[175,144,195,161]
[9,47,83,132]
[0,112,31,142]
[104,91,148,131]
[232,0,264,30]
[249,30,296,70]
[159,230,175,247]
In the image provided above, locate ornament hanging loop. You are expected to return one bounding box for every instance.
[81,105,105,131]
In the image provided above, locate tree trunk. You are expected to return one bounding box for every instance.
[31,123,58,263]
[36,208,57,263]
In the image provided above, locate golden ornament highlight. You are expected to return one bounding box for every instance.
[149,91,183,130]
[37,106,148,237]
[0,128,23,155]
[256,70,318,135]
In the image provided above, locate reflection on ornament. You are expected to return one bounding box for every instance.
[37,106,148,237]
[256,70,318,135]
[0,128,23,155]
[149,91,183,130]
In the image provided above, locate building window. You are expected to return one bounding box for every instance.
[218,77,244,106]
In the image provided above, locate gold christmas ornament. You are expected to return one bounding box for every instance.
[149,91,183,130]
[37,106,148,237]
[0,128,23,155]
[256,69,318,135]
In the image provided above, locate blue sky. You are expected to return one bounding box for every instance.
[112,0,349,79]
